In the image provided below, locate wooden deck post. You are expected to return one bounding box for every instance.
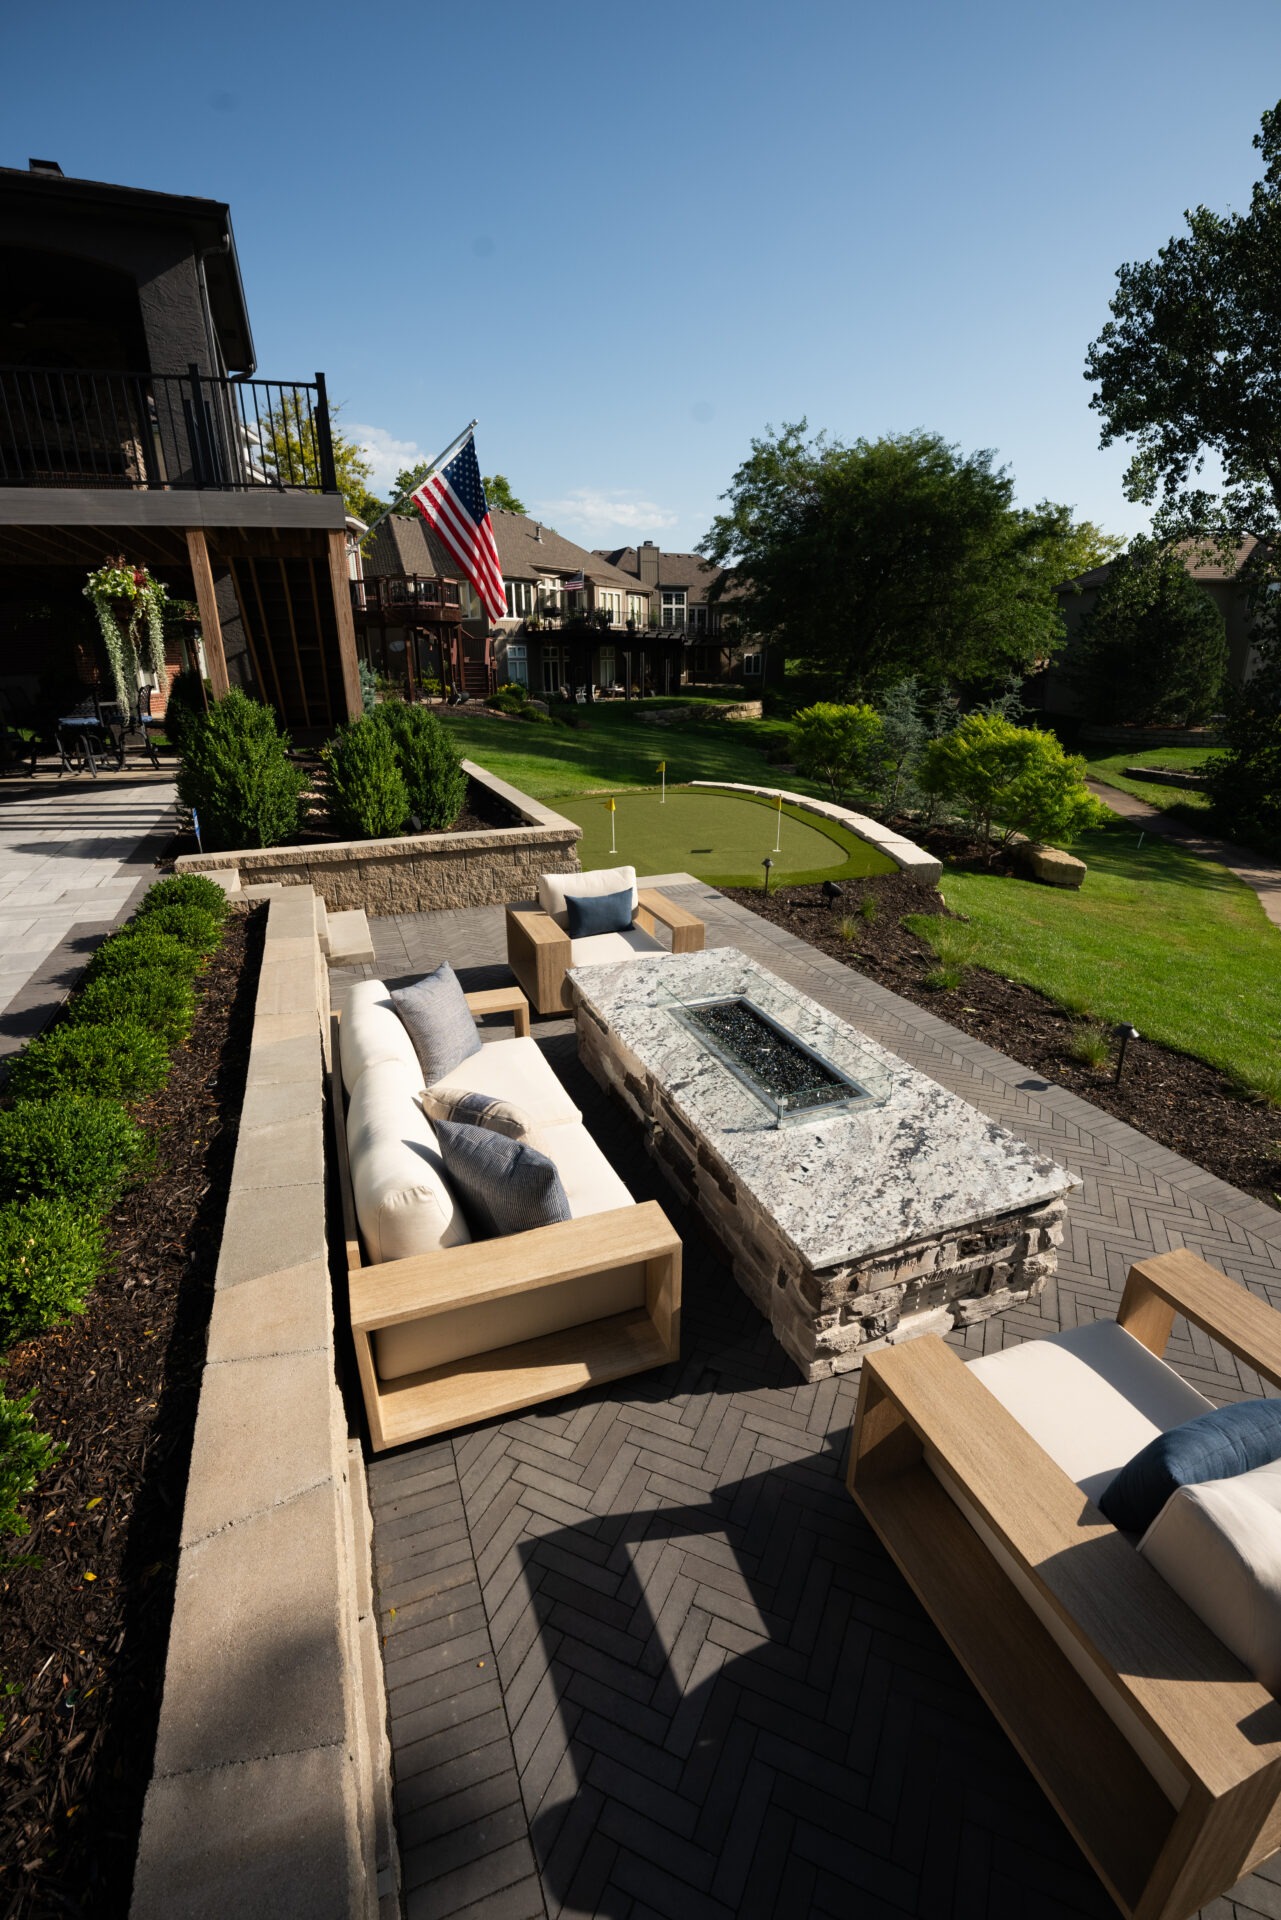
[185,528,230,700]
[327,528,364,721]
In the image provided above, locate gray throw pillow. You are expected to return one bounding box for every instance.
[435,1118,570,1239]
[418,1085,534,1140]
[390,962,483,1085]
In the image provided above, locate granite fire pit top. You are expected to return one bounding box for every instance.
[569,947,1078,1270]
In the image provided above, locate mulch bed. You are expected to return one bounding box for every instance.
[0,905,265,1918]
[722,871,1281,1211]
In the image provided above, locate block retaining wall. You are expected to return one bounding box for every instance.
[176,760,581,914]
[130,888,395,1920]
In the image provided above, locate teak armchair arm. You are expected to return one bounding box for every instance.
[1117,1248,1281,1388]
[504,905,571,1014]
[634,888,706,953]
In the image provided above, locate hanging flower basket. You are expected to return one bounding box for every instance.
[83,557,170,710]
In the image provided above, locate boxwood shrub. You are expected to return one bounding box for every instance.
[85,929,205,987]
[134,873,230,924]
[70,969,195,1050]
[0,1197,104,1347]
[0,1384,59,1551]
[0,1093,150,1212]
[130,903,223,955]
[5,1017,171,1105]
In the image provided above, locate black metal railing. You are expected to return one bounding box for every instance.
[351,574,462,616]
[0,365,338,492]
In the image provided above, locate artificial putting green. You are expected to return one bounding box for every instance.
[556,787,896,886]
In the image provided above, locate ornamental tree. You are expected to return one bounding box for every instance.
[700,425,1094,695]
[790,702,891,803]
[919,713,1105,854]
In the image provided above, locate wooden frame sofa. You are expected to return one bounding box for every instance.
[848,1250,1281,1920]
[330,984,681,1451]
[506,864,705,1015]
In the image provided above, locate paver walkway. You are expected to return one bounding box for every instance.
[332,884,1281,1920]
[1089,777,1281,928]
[0,773,175,1059]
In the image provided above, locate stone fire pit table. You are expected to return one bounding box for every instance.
[570,948,1078,1381]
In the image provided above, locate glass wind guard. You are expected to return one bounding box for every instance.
[654,976,892,1126]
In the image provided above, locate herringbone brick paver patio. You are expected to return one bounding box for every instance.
[335,883,1281,1919]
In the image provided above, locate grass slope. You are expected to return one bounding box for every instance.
[932,823,1281,1102]
[560,788,896,886]
[1085,746,1224,817]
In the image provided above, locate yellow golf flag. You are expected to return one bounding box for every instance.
[604,797,616,812]
[775,794,784,811]
[656,761,666,773]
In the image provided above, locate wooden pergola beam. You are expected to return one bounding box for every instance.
[186,528,230,699]
[327,529,363,720]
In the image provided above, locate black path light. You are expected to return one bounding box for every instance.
[762,857,774,894]
[822,879,844,911]
[1113,1023,1140,1084]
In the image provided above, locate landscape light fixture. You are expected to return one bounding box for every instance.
[822,879,844,912]
[1112,1023,1140,1084]
[762,857,774,895]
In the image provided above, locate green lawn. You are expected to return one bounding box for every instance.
[926,823,1281,1102]
[559,787,896,886]
[1084,746,1224,817]
[439,698,804,801]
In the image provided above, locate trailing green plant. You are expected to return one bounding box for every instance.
[1069,1020,1113,1070]
[0,1384,60,1566]
[919,713,1106,855]
[70,969,195,1050]
[122,903,222,956]
[82,558,169,709]
[84,929,204,987]
[371,700,468,829]
[4,1018,171,1105]
[177,689,308,851]
[0,1197,105,1348]
[322,713,410,838]
[134,873,230,923]
[0,1093,150,1212]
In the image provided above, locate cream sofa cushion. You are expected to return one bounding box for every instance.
[528,1122,634,1218]
[428,1035,581,1128]
[538,864,639,930]
[967,1320,1213,1506]
[1139,1460,1281,1695]
[340,978,420,1095]
[570,927,664,969]
[346,1058,471,1263]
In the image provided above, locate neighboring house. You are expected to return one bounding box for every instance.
[0,159,362,734]
[1035,539,1264,718]
[595,542,772,687]
[354,513,493,700]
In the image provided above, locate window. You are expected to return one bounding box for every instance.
[742,651,762,676]
[597,589,622,625]
[626,594,645,627]
[661,590,687,630]
[458,583,482,619]
[598,646,615,688]
[540,645,563,693]
[505,643,528,688]
[539,582,563,618]
[504,580,536,618]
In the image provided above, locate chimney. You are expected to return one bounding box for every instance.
[533,524,542,542]
[28,158,64,177]
[637,540,660,589]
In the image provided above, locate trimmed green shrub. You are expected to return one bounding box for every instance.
[791,703,892,803]
[84,929,204,987]
[322,713,410,838]
[0,1197,104,1347]
[163,667,211,754]
[919,714,1107,853]
[177,688,307,851]
[121,903,222,956]
[5,1018,171,1104]
[0,1384,59,1553]
[70,969,195,1050]
[134,873,230,923]
[371,701,468,829]
[0,1093,150,1212]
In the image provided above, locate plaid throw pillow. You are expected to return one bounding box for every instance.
[418,1086,534,1140]
[435,1119,570,1239]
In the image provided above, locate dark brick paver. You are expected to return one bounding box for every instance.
[332,883,1281,1919]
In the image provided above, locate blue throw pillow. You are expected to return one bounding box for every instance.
[565,887,634,938]
[390,962,482,1085]
[435,1118,570,1239]
[1099,1398,1281,1534]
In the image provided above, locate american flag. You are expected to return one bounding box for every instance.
[411,433,506,622]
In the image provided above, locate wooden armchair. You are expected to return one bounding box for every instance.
[506,887,705,1015]
[848,1250,1281,1920]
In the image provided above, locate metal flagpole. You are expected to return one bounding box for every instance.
[605,796,617,854]
[358,418,480,546]
[773,793,783,853]
[657,761,666,803]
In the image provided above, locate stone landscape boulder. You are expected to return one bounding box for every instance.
[1017,841,1086,888]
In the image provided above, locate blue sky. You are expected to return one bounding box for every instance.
[8,0,1281,551]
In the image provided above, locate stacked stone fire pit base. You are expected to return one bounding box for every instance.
[571,950,1076,1383]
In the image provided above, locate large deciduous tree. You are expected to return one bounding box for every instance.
[1072,538,1228,726]
[699,424,1089,695]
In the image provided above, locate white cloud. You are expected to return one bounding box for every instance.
[348,424,428,496]
[535,488,679,539]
